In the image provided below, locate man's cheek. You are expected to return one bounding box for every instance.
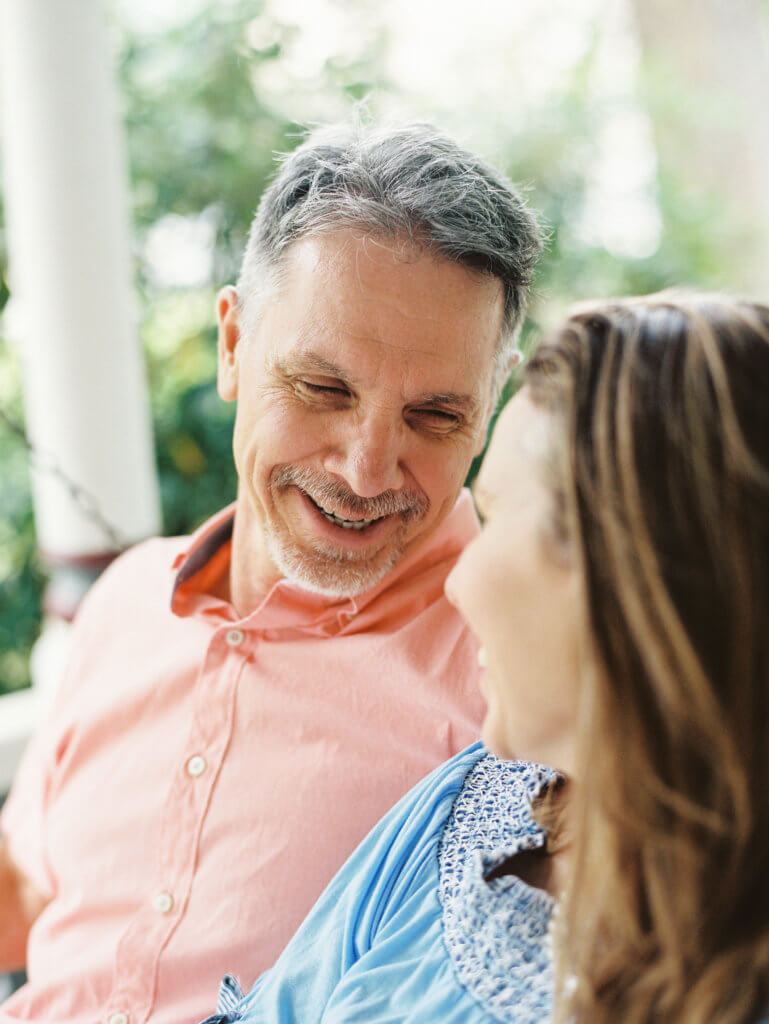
[263,406,325,457]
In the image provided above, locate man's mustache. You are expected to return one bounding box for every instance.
[272,465,429,521]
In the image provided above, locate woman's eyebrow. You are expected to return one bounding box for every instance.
[471,481,492,518]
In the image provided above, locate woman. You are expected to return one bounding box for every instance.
[202,292,769,1024]
[452,291,769,1023]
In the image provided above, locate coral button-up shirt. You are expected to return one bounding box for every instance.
[0,491,484,1024]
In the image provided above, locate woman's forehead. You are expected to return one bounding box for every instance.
[479,391,554,501]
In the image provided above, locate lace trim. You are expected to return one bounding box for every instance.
[438,755,558,1024]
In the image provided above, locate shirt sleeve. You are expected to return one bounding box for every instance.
[200,743,484,1024]
[0,571,108,899]
[1,704,60,900]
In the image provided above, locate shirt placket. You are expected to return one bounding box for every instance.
[102,623,250,1024]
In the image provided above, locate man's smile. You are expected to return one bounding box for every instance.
[303,490,386,531]
[290,485,400,553]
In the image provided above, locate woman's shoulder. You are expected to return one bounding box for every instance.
[376,740,489,846]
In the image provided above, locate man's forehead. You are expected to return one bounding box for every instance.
[285,229,426,275]
[279,229,504,321]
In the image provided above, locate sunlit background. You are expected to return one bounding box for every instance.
[2,0,769,697]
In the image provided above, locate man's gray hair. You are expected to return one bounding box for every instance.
[237,119,543,400]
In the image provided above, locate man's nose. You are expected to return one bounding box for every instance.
[323,415,405,497]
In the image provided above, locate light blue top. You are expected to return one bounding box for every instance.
[200,743,559,1024]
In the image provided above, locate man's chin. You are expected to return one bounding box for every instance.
[265,532,401,599]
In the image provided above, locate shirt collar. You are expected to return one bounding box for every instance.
[170,489,479,634]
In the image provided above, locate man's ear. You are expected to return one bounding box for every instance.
[217,285,241,402]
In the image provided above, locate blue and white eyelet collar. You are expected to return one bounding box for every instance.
[438,754,559,1024]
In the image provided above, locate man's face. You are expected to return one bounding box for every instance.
[217,229,503,597]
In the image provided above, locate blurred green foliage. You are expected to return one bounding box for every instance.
[0,352,44,695]
[0,0,732,694]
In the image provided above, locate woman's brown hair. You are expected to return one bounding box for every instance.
[523,292,769,1023]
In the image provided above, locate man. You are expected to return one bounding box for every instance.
[0,120,541,1024]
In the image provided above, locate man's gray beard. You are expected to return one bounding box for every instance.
[265,464,429,599]
[263,525,404,598]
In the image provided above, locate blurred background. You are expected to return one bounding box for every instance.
[1,0,768,716]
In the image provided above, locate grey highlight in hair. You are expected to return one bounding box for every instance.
[236,118,544,400]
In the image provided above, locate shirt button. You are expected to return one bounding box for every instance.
[108,1015,129,1024]
[225,628,245,647]
[186,754,207,777]
[153,891,174,914]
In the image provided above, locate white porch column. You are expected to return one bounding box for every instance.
[0,0,161,562]
[0,0,161,700]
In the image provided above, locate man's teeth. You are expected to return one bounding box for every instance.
[313,500,381,530]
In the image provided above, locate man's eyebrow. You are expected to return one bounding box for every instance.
[277,352,357,383]
[414,392,481,417]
